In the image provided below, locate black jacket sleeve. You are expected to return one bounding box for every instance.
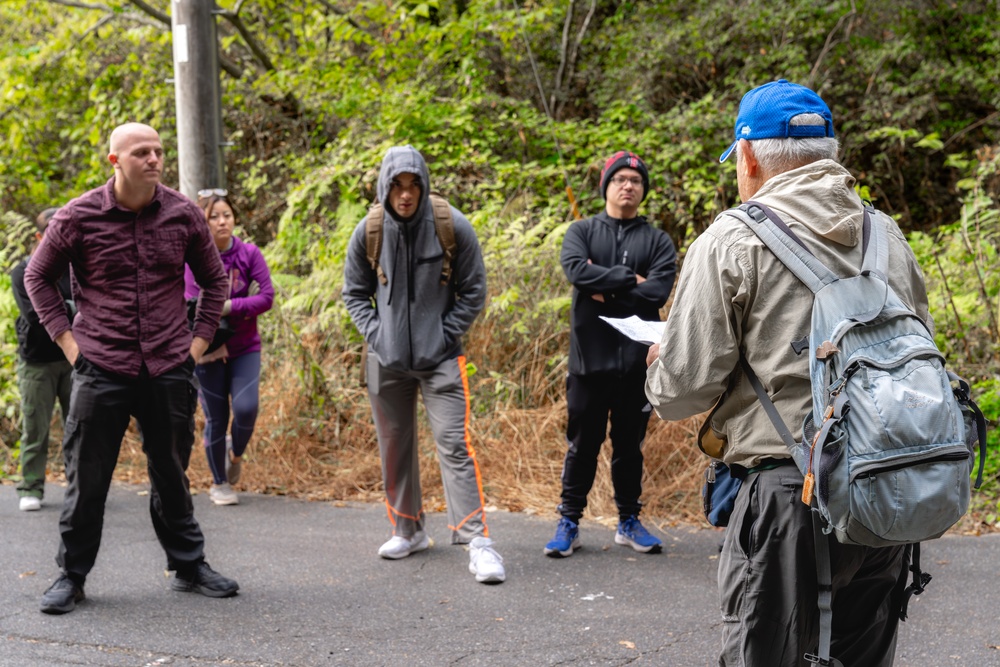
[560,219,636,296]
[11,261,38,326]
[613,230,677,310]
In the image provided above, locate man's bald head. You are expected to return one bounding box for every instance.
[106,122,164,210]
[108,122,159,158]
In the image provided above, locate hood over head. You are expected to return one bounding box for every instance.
[377,145,431,222]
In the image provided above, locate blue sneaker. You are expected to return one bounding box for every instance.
[544,517,581,558]
[615,516,662,554]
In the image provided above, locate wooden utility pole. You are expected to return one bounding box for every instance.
[171,0,225,200]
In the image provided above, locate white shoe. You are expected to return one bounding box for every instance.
[209,483,239,506]
[468,536,506,584]
[378,531,429,560]
[19,496,42,512]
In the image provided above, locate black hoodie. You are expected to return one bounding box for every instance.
[560,211,677,375]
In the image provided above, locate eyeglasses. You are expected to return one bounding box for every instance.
[610,175,643,187]
[197,188,228,198]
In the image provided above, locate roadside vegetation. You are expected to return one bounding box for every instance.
[1,0,997,530]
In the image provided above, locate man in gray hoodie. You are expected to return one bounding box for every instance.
[343,145,505,584]
[645,81,928,665]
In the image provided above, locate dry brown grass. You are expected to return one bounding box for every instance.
[6,347,992,537]
[95,344,709,528]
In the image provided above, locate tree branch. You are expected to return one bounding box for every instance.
[127,0,169,26]
[557,0,596,119]
[312,0,364,32]
[13,9,118,96]
[45,0,108,10]
[44,0,165,30]
[550,0,575,118]
[218,7,304,115]
[219,54,245,79]
[217,8,277,72]
[941,111,1000,150]
[807,1,857,87]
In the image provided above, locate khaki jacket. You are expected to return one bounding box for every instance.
[645,159,931,468]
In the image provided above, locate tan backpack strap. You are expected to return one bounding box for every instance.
[365,204,388,286]
[428,193,456,286]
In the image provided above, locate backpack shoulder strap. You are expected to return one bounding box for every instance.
[804,513,837,667]
[860,206,889,280]
[734,202,839,294]
[428,193,456,286]
[365,204,388,286]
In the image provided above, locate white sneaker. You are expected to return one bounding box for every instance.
[19,496,42,512]
[209,483,239,506]
[378,531,429,560]
[468,536,506,584]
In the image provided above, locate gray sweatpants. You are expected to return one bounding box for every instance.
[366,353,488,544]
[718,467,909,667]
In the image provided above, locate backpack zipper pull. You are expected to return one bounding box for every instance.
[802,472,815,504]
[802,403,833,505]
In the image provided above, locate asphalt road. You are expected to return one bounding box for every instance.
[1,482,998,666]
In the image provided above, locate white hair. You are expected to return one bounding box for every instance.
[736,113,840,173]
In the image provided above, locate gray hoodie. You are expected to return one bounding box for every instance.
[343,146,487,371]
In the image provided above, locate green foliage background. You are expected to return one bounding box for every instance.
[1,0,997,520]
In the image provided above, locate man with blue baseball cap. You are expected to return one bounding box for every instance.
[645,80,930,665]
[718,79,834,162]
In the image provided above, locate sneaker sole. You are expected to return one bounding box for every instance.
[210,496,239,506]
[543,538,581,558]
[40,593,84,615]
[468,553,506,583]
[614,532,662,554]
[40,599,79,614]
[170,579,239,598]
[471,567,506,584]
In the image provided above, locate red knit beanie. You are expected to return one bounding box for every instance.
[599,151,649,201]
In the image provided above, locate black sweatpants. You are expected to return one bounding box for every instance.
[57,354,206,580]
[558,368,652,523]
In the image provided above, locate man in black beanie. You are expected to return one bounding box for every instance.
[544,151,677,558]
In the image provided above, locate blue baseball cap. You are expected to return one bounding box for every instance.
[719,79,834,163]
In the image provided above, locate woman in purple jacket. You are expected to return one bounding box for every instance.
[185,192,274,506]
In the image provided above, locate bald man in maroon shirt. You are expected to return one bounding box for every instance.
[26,122,240,614]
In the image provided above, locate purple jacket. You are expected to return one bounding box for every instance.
[185,236,274,358]
[25,177,227,378]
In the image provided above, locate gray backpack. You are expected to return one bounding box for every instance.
[729,201,987,667]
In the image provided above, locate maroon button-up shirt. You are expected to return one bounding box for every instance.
[24,177,227,378]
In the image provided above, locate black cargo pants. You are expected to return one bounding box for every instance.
[718,467,910,666]
[57,353,206,580]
